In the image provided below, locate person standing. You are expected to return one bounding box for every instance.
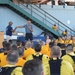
[6,21,18,42]
[17,20,33,42]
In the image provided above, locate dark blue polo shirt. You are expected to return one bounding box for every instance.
[6,25,13,36]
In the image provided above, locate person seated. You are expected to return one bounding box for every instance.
[65,36,73,46]
[62,30,68,37]
[0,43,11,67]
[48,46,74,75]
[16,47,26,66]
[62,44,75,72]
[22,59,44,75]
[52,24,58,31]
[0,41,7,53]
[2,50,23,75]
[22,41,35,60]
[26,44,49,75]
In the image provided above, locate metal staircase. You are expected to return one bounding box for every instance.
[0,0,75,38]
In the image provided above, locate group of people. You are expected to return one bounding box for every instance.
[0,33,75,75]
[0,20,75,75]
[6,20,33,42]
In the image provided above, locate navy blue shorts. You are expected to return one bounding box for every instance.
[25,33,33,41]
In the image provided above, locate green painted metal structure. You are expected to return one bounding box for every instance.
[0,0,74,38]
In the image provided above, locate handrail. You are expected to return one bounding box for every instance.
[22,4,53,26]
[33,4,75,33]
[19,4,74,35]
[10,1,75,36]
[25,4,73,32]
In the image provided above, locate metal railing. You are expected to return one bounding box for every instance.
[18,4,75,35]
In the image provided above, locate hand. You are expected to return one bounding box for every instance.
[16,26,21,28]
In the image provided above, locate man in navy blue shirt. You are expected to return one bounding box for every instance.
[6,21,18,42]
[17,20,33,42]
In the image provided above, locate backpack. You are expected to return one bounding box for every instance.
[0,66,18,75]
[67,54,75,63]
[32,54,43,61]
[49,58,62,75]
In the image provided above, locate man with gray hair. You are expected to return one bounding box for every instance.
[62,44,75,72]
[22,59,44,75]
[48,46,74,75]
[0,50,23,75]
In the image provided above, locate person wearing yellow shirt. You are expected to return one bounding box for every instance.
[39,40,50,57]
[56,37,65,44]
[62,29,67,37]
[62,44,75,72]
[16,40,22,48]
[57,43,66,57]
[26,44,49,75]
[48,46,74,75]
[0,43,11,67]
[2,50,23,75]
[23,41,35,59]
[16,47,26,66]
[65,36,73,45]
[52,24,58,31]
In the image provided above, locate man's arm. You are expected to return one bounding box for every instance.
[11,27,17,32]
[11,26,24,32]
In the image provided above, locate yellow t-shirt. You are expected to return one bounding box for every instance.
[52,26,57,30]
[26,53,49,75]
[62,52,75,71]
[41,44,51,57]
[56,39,65,44]
[65,40,73,45]
[0,53,8,67]
[23,48,35,59]
[48,58,74,75]
[16,57,26,66]
[4,64,23,75]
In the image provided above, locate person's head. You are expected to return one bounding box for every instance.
[66,44,73,53]
[46,35,50,39]
[57,43,61,47]
[17,47,24,57]
[66,36,71,40]
[51,46,61,58]
[16,40,21,47]
[21,42,26,48]
[9,21,13,26]
[35,44,41,52]
[49,42,54,48]
[22,59,44,75]
[27,20,31,25]
[62,36,65,40]
[58,37,62,40]
[2,41,7,48]
[60,44,66,49]
[39,41,45,47]
[11,45,17,50]
[8,40,12,45]
[25,41,32,49]
[72,36,75,40]
[6,50,19,64]
[54,24,56,26]
[65,29,67,32]
[4,43,11,52]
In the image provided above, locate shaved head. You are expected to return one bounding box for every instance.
[51,46,61,58]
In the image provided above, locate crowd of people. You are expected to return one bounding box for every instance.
[0,33,75,75]
[0,20,75,75]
